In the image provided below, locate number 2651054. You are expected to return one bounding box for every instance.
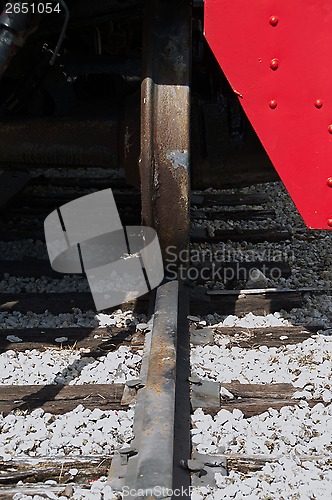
[5,3,61,14]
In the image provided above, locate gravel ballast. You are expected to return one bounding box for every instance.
[191,403,332,500]
[1,179,332,498]
[191,334,332,401]
[192,181,332,327]
[0,346,142,385]
[188,179,332,498]
[0,406,133,461]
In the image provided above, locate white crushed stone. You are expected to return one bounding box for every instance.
[67,346,142,385]
[1,180,331,498]
[192,334,332,400]
[0,264,146,387]
[192,458,332,500]
[11,477,121,500]
[191,403,332,499]
[209,311,292,328]
[194,297,332,329]
[0,346,141,385]
[0,406,133,461]
[0,309,146,330]
[188,312,293,328]
[192,403,332,456]
[0,308,146,385]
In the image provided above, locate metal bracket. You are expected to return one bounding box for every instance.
[121,386,137,406]
[190,327,214,345]
[190,377,220,409]
[108,449,135,490]
[126,379,145,389]
[186,452,228,487]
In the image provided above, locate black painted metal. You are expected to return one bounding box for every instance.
[0,2,35,78]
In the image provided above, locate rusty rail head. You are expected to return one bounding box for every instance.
[117,281,179,497]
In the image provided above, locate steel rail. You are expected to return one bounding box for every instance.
[109,280,191,499]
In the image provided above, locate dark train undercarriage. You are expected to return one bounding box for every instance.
[0,0,278,257]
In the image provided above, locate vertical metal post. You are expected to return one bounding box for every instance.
[139,0,191,264]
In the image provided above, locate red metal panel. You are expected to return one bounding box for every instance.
[204,0,332,229]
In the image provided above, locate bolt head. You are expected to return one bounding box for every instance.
[315,99,323,109]
[328,125,332,134]
[327,177,332,187]
[269,16,279,27]
[327,219,332,227]
[269,100,278,109]
[270,58,279,70]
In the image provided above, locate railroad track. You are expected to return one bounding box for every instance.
[0,170,331,498]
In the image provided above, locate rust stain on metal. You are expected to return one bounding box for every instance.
[0,118,119,167]
[146,312,176,396]
[163,37,187,74]
[123,281,179,492]
[139,0,191,265]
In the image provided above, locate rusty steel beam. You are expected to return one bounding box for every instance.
[0,117,120,168]
[139,0,191,263]
[113,280,191,497]
[125,281,178,496]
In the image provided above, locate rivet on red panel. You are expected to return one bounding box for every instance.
[328,125,332,134]
[314,100,323,109]
[269,16,279,27]
[327,177,332,187]
[270,58,279,70]
[269,100,278,109]
[327,219,332,227]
